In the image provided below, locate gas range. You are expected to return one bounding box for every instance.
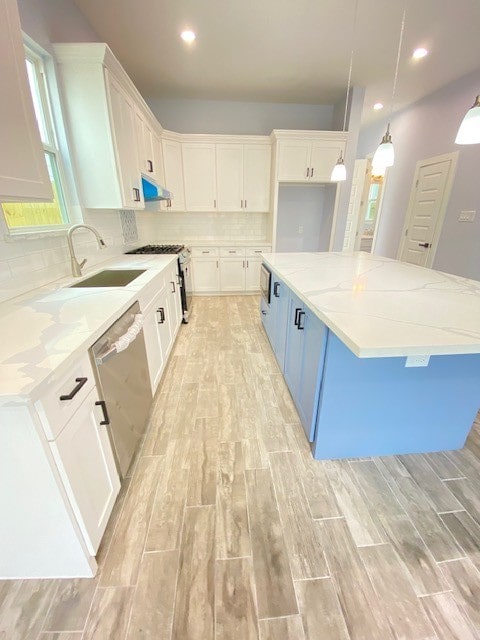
[126,244,184,255]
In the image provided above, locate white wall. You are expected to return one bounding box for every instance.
[358,68,480,280]
[147,98,334,135]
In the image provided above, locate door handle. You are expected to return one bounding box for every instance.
[95,400,110,426]
[297,311,305,330]
[294,307,302,326]
[418,242,430,248]
[273,282,280,297]
[59,377,88,401]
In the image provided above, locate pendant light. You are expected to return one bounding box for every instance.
[330,0,358,182]
[372,9,406,171]
[455,95,480,144]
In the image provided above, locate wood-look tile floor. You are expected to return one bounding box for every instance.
[2,295,480,639]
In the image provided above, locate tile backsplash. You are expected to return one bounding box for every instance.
[0,208,270,303]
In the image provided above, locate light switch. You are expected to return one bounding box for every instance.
[458,210,476,222]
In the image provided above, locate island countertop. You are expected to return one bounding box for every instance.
[262,251,480,358]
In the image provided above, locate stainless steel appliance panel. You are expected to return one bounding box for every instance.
[90,302,152,477]
[260,263,272,304]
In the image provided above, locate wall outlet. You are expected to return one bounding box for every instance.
[405,355,430,368]
[458,210,476,222]
[298,226,304,234]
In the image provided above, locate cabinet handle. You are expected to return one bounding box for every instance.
[306,168,310,178]
[243,260,245,268]
[310,167,314,178]
[246,260,249,268]
[254,250,262,253]
[294,307,302,327]
[418,242,430,248]
[202,251,210,254]
[157,307,165,324]
[171,281,176,293]
[59,377,88,401]
[214,199,216,208]
[297,311,305,330]
[95,400,110,425]
[147,160,154,173]
[274,282,280,297]
[261,310,267,315]
[244,199,247,209]
[216,261,219,268]
[133,187,141,202]
[241,199,243,208]
[229,250,236,254]
[167,198,171,208]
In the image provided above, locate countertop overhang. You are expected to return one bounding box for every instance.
[262,251,480,359]
[0,254,177,404]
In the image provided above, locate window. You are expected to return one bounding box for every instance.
[1,46,69,232]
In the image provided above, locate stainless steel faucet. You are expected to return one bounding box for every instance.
[67,224,106,277]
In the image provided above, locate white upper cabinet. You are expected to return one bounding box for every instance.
[162,137,185,211]
[216,143,271,212]
[135,108,159,183]
[243,144,271,211]
[0,0,52,202]
[275,132,347,183]
[53,43,154,210]
[182,143,217,211]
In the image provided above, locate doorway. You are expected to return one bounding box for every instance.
[397,152,458,267]
[343,158,387,253]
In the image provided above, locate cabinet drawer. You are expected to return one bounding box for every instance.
[220,247,246,257]
[35,354,96,441]
[246,246,271,257]
[191,246,219,257]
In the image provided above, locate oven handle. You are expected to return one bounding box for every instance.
[95,314,144,365]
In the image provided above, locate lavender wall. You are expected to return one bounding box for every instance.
[146,98,334,135]
[358,68,480,280]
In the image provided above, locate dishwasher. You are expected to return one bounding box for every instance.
[90,301,152,478]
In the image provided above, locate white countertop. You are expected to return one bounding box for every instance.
[0,254,177,404]
[185,240,271,247]
[263,252,480,358]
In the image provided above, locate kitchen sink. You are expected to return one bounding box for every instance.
[69,269,146,288]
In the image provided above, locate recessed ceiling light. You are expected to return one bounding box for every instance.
[413,47,428,59]
[373,103,384,110]
[181,30,196,43]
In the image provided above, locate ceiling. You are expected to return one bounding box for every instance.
[73,0,480,125]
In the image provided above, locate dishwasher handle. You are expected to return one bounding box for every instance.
[95,313,144,365]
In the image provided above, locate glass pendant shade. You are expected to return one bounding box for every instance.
[455,95,480,144]
[330,154,346,182]
[372,124,394,169]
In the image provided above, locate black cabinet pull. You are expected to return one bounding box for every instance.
[297,311,305,330]
[310,167,314,177]
[274,282,280,297]
[261,310,267,315]
[133,187,141,202]
[147,159,153,173]
[294,307,302,326]
[59,377,88,401]
[418,242,430,248]
[95,400,110,425]
[157,307,165,324]
[171,281,176,293]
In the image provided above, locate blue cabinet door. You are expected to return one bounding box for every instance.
[271,279,289,372]
[296,310,326,441]
[284,292,304,401]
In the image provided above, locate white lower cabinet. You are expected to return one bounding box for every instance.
[192,246,270,293]
[143,286,172,394]
[50,387,120,555]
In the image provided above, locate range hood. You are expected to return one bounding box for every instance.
[141,177,172,202]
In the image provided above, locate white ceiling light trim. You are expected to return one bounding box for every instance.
[455,95,480,144]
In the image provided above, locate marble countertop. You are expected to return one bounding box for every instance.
[0,254,177,404]
[262,251,480,358]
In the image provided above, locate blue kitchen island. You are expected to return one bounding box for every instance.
[260,252,480,459]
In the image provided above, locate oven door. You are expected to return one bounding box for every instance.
[260,264,272,305]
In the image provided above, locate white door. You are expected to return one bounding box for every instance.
[343,159,368,251]
[192,257,220,293]
[216,144,243,211]
[182,144,217,211]
[0,0,52,202]
[220,258,245,291]
[399,154,457,267]
[162,139,185,211]
[243,145,271,212]
[277,142,310,182]
[51,388,120,554]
